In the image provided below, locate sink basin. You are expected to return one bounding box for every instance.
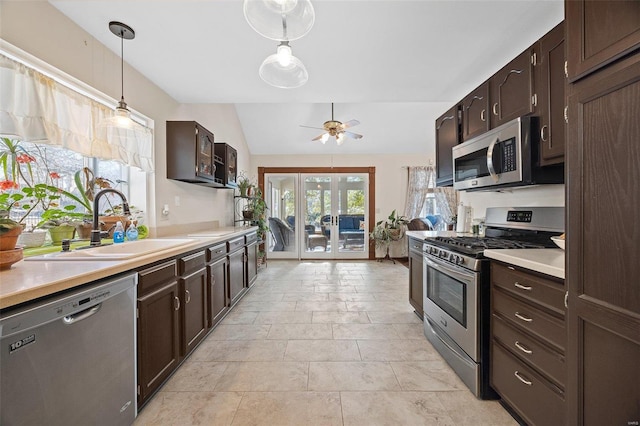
[25,239,197,261]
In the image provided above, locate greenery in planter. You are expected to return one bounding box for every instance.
[236,172,252,197]
[369,209,409,252]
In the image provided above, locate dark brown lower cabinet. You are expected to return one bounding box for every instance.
[137,260,180,405]
[228,237,246,306]
[179,267,208,355]
[245,239,257,288]
[490,262,566,425]
[208,254,228,328]
[408,237,423,316]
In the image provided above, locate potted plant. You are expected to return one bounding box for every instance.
[37,207,87,245]
[369,209,409,260]
[236,172,252,197]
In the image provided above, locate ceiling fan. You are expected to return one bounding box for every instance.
[300,103,363,145]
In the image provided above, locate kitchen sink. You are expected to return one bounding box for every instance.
[25,239,197,261]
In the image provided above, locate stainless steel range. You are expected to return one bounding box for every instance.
[422,206,564,399]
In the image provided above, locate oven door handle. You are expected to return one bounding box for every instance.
[424,256,473,285]
[486,137,500,182]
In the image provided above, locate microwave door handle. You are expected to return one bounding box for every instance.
[486,137,499,182]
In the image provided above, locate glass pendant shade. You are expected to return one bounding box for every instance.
[259,42,308,88]
[243,0,315,41]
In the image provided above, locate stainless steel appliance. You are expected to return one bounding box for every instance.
[1,273,137,426]
[452,116,563,191]
[423,207,563,399]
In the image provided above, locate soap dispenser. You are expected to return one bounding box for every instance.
[113,221,125,243]
[126,221,138,241]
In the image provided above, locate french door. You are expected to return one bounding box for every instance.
[263,169,372,260]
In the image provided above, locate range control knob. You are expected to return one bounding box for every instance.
[439,250,447,258]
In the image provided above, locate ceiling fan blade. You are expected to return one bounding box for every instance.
[311,133,328,142]
[343,131,363,139]
[300,124,325,130]
[341,119,360,130]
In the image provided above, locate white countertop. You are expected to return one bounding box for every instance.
[0,226,257,310]
[484,248,565,279]
[406,230,464,239]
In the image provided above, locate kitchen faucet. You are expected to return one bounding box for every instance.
[90,188,131,246]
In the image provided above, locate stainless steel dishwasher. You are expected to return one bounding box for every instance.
[0,273,137,426]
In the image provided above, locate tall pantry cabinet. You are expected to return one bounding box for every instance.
[565,1,640,425]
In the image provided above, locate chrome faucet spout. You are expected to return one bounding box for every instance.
[90,188,131,246]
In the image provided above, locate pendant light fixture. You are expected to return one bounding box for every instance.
[243,0,315,41]
[259,41,308,88]
[104,21,136,129]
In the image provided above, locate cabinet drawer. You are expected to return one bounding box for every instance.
[178,251,206,275]
[408,238,423,253]
[207,243,227,262]
[491,342,565,426]
[493,288,565,351]
[245,232,258,244]
[492,313,565,388]
[138,260,177,296]
[492,263,565,314]
[228,237,244,253]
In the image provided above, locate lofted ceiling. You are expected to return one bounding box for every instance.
[49,0,564,155]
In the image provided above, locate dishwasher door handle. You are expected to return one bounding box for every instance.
[62,304,102,325]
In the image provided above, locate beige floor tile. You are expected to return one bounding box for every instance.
[267,323,333,340]
[390,360,466,391]
[162,361,229,391]
[253,311,312,324]
[308,361,401,391]
[315,285,358,293]
[194,340,287,361]
[367,311,423,324]
[373,291,408,301]
[436,391,519,426]
[231,391,342,426]
[284,339,361,361]
[312,311,371,324]
[219,310,259,325]
[281,293,329,302]
[332,323,401,340]
[295,301,349,312]
[239,292,285,302]
[358,339,441,361]
[346,301,414,312]
[328,292,378,302]
[340,391,455,426]
[134,391,243,426]
[214,361,308,391]
[234,301,298,312]
[393,323,428,340]
[208,324,271,340]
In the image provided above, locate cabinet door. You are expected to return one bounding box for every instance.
[137,280,180,404]
[461,81,490,141]
[435,105,460,187]
[209,256,228,328]
[537,22,566,166]
[408,247,423,315]
[490,48,536,127]
[566,53,640,426]
[196,124,215,180]
[228,250,245,306]
[566,0,640,82]
[245,241,257,288]
[180,267,208,356]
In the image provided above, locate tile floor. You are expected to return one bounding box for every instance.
[135,260,516,426]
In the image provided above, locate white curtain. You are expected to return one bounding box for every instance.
[403,166,432,218]
[0,54,154,172]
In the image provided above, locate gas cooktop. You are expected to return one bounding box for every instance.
[430,236,554,257]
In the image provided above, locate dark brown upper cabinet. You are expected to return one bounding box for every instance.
[214,143,238,188]
[166,121,224,187]
[536,21,566,166]
[435,104,461,187]
[490,47,537,128]
[461,81,490,142]
[566,0,640,82]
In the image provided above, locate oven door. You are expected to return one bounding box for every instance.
[423,254,478,361]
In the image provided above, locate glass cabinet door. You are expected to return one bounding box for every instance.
[196,125,214,180]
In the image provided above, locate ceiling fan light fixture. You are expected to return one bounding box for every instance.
[243,0,315,41]
[321,133,329,144]
[259,42,308,88]
[336,132,345,145]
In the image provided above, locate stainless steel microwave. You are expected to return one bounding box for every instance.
[452,116,563,191]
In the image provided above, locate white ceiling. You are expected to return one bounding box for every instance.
[49,0,564,155]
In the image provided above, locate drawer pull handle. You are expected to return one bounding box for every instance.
[174,296,180,311]
[515,341,533,354]
[514,282,532,291]
[185,290,191,304]
[514,371,532,386]
[515,312,533,323]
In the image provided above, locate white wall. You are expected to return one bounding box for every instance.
[1,1,249,233]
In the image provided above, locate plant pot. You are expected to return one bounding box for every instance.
[17,230,47,248]
[75,222,93,240]
[0,247,23,270]
[48,225,76,246]
[100,216,130,238]
[0,226,23,251]
[242,210,254,220]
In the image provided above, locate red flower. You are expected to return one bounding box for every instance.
[16,154,36,163]
[0,180,19,190]
[49,172,61,179]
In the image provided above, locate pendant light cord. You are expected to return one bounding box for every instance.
[120,30,124,101]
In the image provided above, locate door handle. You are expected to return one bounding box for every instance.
[62,304,102,325]
[174,296,180,311]
[515,312,533,323]
[486,137,499,182]
[480,109,486,122]
[185,290,191,304]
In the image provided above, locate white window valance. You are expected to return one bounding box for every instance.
[0,52,154,172]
